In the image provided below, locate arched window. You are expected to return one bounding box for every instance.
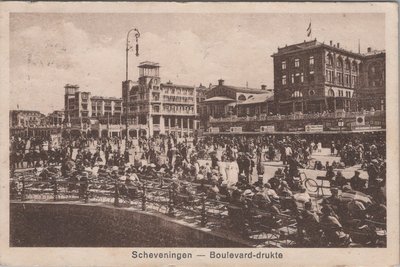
[352,61,358,72]
[328,89,335,97]
[238,94,246,101]
[327,54,334,66]
[291,90,303,98]
[345,59,351,70]
[336,57,343,68]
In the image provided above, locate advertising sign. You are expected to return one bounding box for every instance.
[260,125,275,132]
[305,124,324,132]
[230,127,242,133]
[209,127,220,133]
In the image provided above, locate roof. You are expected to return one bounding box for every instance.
[272,39,365,58]
[91,96,122,101]
[213,84,266,94]
[138,61,160,68]
[238,94,274,105]
[161,83,194,89]
[203,96,236,102]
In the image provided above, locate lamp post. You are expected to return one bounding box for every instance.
[338,118,344,133]
[125,28,140,148]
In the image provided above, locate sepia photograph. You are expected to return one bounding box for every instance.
[0,2,398,267]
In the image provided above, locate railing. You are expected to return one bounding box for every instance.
[210,110,385,123]
[10,173,300,247]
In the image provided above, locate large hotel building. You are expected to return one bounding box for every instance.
[272,39,385,115]
[122,62,198,138]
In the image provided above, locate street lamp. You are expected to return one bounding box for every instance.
[338,118,344,133]
[125,28,140,148]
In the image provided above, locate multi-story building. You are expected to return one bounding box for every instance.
[64,84,123,137]
[357,48,385,111]
[272,39,385,115]
[9,110,62,138]
[272,39,365,115]
[47,110,65,126]
[122,61,197,138]
[205,40,385,134]
[9,110,45,127]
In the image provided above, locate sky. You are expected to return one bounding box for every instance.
[10,13,385,113]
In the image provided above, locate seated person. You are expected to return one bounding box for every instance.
[252,175,264,188]
[331,171,348,189]
[319,205,350,246]
[218,180,231,202]
[297,201,320,243]
[314,160,323,170]
[262,183,280,202]
[207,180,220,200]
[277,181,293,197]
[274,168,285,179]
[350,170,367,192]
[293,185,311,207]
[325,162,335,180]
[268,175,281,191]
[235,174,252,190]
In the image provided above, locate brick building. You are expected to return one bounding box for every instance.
[272,39,385,115]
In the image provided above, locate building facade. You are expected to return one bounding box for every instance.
[272,39,385,115]
[64,84,123,137]
[122,61,197,138]
[357,49,385,111]
[272,40,364,115]
[10,110,45,127]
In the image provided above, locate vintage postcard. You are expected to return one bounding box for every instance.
[0,2,398,267]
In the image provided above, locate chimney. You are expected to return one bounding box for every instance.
[337,43,340,48]
[330,40,333,46]
[218,79,224,86]
[261,84,267,90]
[367,47,372,53]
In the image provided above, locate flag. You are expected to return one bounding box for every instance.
[307,22,312,37]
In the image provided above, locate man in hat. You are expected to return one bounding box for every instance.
[350,170,366,192]
[252,175,264,189]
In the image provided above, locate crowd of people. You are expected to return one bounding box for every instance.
[9,131,386,247]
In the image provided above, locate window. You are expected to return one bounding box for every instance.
[294,58,300,68]
[351,76,356,87]
[352,62,357,72]
[290,74,294,83]
[292,90,303,98]
[345,74,350,86]
[300,73,304,83]
[309,56,314,66]
[282,75,286,85]
[327,54,333,66]
[337,59,342,68]
[326,70,334,83]
[282,61,286,70]
[337,72,343,84]
[328,89,335,97]
[339,90,344,97]
[345,61,350,70]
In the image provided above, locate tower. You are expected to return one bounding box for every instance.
[138,61,161,88]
